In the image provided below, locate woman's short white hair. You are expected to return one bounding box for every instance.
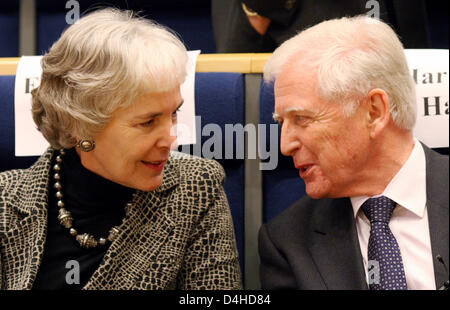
[264,15,417,130]
[32,8,188,149]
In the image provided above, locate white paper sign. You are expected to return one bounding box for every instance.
[405,49,449,148]
[177,50,200,146]
[14,51,200,156]
[14,56,47,156]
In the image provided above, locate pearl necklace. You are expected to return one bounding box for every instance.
[53,149,134,249]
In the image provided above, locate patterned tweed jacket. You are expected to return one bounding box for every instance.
[0,148,242,290]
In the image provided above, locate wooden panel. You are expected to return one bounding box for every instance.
[0,58,22,75]
[0,54,272,75]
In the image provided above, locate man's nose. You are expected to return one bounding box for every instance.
[280,122,301,156]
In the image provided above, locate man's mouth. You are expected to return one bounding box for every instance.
[296,163,314,178]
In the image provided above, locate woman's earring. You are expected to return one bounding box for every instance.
[77,140,95,152]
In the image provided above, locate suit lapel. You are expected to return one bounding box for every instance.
[428,201,449,289]
[308,198,368,290]
[423,145,449,289]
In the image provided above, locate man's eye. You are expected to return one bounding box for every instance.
[141,119,153,127]
[295,114,309,124]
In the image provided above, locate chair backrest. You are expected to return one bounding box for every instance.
[183,72,246,275]
[0,75,39,171]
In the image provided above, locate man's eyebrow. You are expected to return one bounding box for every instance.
[285,106,305,114]
[272,106,307,121]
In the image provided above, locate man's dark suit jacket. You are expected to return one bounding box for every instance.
[212,0,430,52]
[258,145,448,289]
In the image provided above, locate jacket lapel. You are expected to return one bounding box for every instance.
[1,149,53,289]
[308,198,368,290]
[83,153,180,290]
[422,145,449,289]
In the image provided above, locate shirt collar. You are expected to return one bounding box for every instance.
[351,139,427,218]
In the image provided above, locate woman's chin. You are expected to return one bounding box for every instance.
[136,176,163,192]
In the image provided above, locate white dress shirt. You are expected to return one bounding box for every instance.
[351,139,436,290]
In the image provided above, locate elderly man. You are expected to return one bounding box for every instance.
[258,16,449,290]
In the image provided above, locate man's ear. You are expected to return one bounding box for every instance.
[366,88,391,138]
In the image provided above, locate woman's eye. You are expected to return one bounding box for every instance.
[172,107,181,119]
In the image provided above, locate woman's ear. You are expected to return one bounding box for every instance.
[366,88,391,139]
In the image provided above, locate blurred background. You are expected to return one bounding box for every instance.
[0,0,448,57]
[1,0,216,57]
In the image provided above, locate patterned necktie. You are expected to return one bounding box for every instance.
[361,196,408,290]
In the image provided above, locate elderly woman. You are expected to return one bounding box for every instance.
[0,9,241,290]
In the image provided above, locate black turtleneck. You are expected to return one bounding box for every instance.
[32,148,134,290]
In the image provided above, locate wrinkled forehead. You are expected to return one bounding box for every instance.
[274,63,318,102]
[272,58,322,117]
[275,55,318,90]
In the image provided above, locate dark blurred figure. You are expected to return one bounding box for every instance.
[212,0,431,52]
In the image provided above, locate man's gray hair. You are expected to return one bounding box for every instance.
[264,15,417,130]
[32,8,188,149]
